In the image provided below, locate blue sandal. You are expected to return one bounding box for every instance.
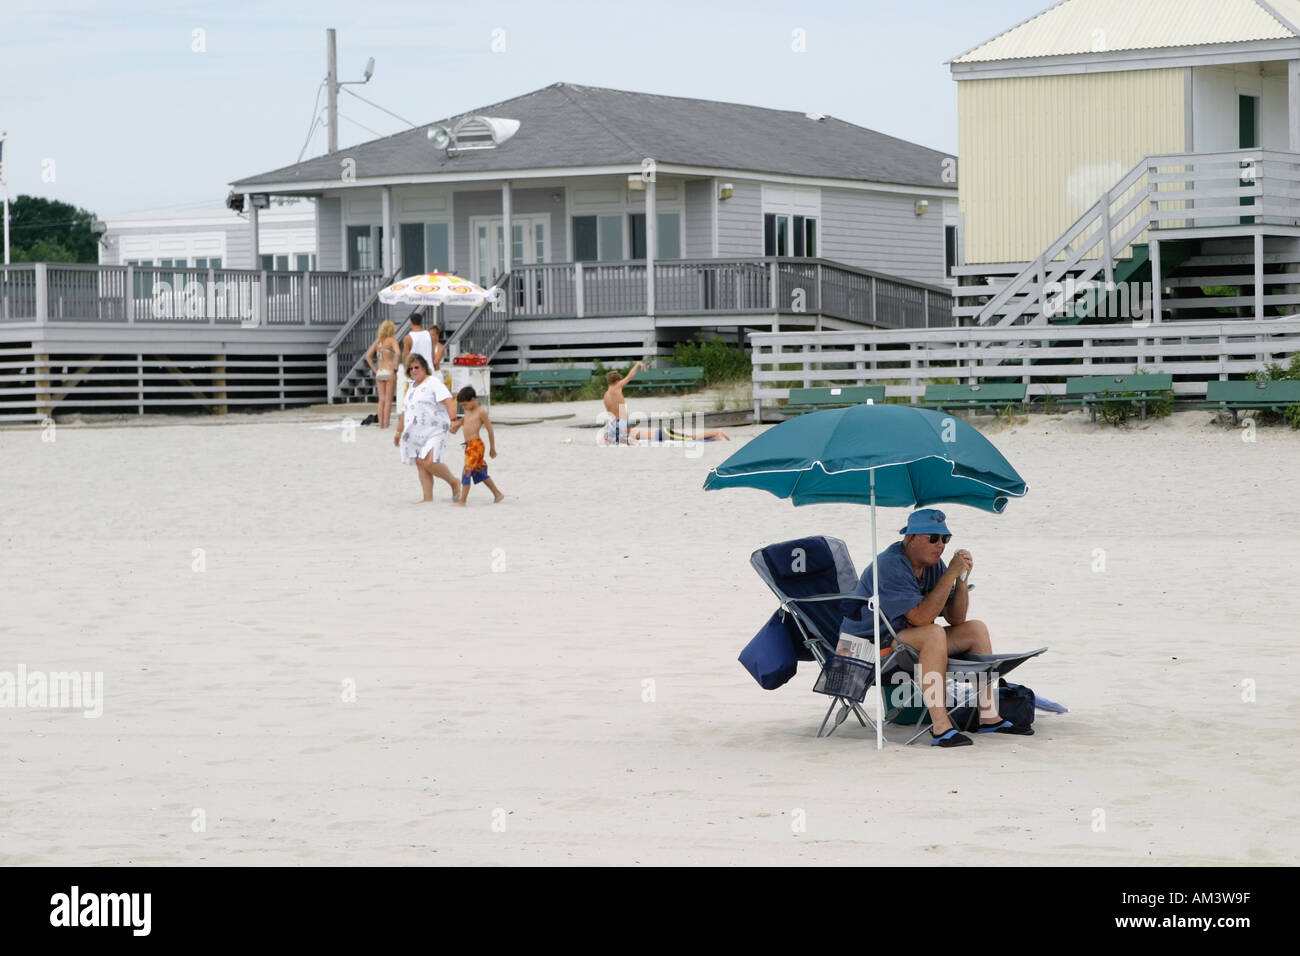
[931,727,973,748]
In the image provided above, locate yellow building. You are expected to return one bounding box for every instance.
[950,0,1300,326]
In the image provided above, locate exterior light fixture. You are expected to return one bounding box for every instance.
[719,182,734,200]
[915,199,929,216]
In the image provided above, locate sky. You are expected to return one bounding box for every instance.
[0,0,1050,216]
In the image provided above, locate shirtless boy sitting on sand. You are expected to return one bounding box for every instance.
[450,385,505,505]
[602,362,646,445]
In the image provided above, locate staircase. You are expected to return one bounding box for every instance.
[327,272,398,402]
[1048,241,1192,324]
[958,148,1300,328]
[327,273,513,403]
[444,272,510,364]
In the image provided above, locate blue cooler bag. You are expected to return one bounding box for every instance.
[739,610,801,690]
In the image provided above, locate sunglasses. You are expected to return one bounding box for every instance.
[926,534,952,544]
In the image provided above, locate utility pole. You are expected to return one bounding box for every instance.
[326,29,338,153]
[1,131,9,265]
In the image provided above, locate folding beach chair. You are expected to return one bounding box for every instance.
[749,535,877,737]
[750,535,1047,743]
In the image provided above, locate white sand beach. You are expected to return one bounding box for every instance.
[1,399,1297,866]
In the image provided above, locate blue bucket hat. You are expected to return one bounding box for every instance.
[900,508,951,536]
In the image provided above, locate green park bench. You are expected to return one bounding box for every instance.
[784,385,886,414]
[918,382,1028,417]
[516,368,592,395]
[625,366,705,391]
[1198,379,1300,424]
[1062,373,1174,423]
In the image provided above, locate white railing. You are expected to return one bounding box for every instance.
[963,149,1300,328]
[0,263,383,327]
[749,318,1300,413]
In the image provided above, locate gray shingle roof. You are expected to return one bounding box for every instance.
[231,82,952,190]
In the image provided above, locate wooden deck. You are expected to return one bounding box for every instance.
[0,264,385,422]
[0,257,958,419]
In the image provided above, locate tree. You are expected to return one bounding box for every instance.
[7,195,99,263]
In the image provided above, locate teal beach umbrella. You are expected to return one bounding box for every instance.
[702,403,1027,509]
[703,403,1029,748]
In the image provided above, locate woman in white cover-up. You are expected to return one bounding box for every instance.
[394,354,462,502]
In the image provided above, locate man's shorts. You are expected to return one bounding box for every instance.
[602,414,627,445]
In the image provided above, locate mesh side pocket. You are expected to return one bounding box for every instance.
[813,654,874,704]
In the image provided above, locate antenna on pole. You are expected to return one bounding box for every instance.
[326,29,338,153]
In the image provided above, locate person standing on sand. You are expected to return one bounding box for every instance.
[397,310,436,415]
[602,361,647,445]
[394,354,461,503]
[839,509,1034,749]
[364,319,399,429]
[450,385,504,505]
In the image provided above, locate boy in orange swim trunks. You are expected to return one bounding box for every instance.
[450,385,504,505]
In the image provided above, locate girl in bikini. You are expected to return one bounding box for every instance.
[365,319,400,429]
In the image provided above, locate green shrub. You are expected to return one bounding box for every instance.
[672,335,750,385]
[1096,390,1174,426]
[1255,353,1300,428]
[493,375,522,402]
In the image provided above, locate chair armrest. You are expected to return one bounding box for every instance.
[786,592,871,607]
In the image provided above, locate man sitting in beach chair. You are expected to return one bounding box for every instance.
[839,509,1034,748]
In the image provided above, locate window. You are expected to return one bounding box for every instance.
[945,226,958,278]
[347,225,383,271]
[259,254,274,271]
[399,223,449,276]
[194,257,222,270]
[793,216,816,257]
[628,212,682,259]
[598,215,622,261]
[127,259,153,298]
[159,258,187,296]
[573,216,598,261]
[572,214,624,262]
[296,254,311,272]
[764,213,817,257]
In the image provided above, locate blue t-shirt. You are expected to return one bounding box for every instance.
[840,541,948,641]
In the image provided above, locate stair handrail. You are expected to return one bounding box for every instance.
[445,271,511,363]
[977,157,1155,327]
[327,271,398,401]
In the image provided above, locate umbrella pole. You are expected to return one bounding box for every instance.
[871,470,883,751]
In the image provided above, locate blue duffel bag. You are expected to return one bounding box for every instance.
[739,610,802,690]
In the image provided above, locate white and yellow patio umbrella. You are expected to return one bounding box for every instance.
[377,272,498,308]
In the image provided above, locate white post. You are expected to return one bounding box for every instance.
[1151,239,1162,323]
[1255,232,1265,320]
[501,181,513,276]
[646,171,656,319]
[34,262,48,323]
[1101,197,1114,289]
[574,261,585,318]
[870,471,883,751]
[380,186,392,276]
[1289,60,1300,153]
[248,196,260,268]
